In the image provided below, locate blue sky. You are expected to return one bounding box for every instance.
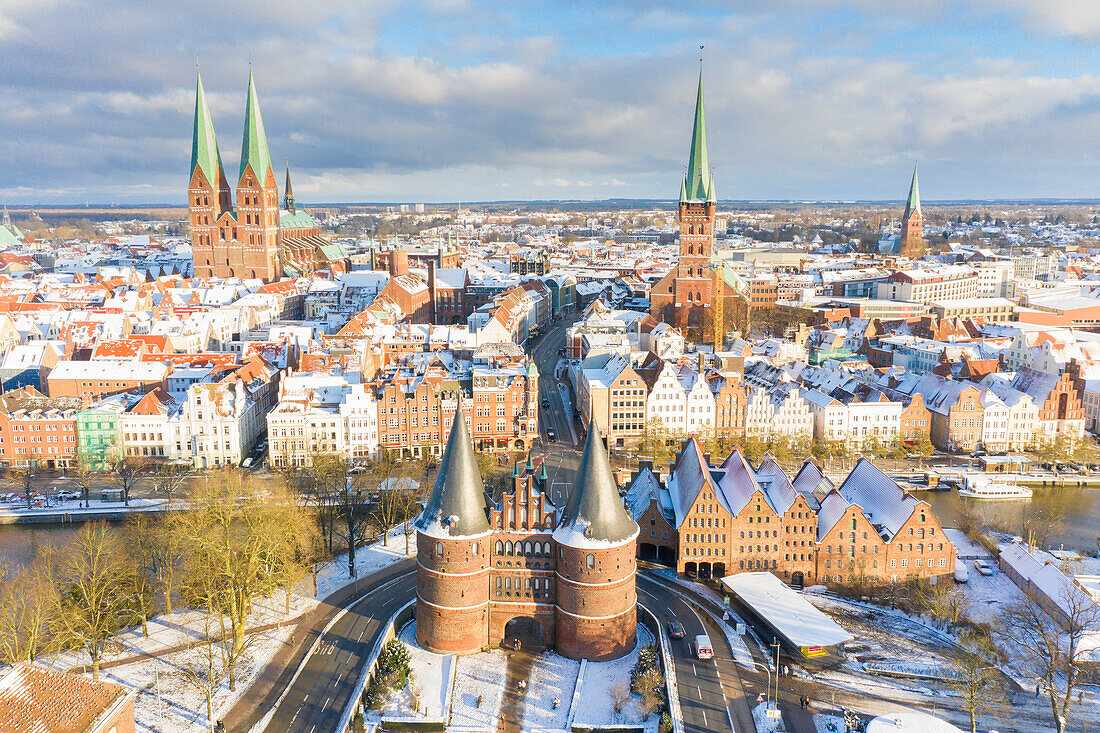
[3,0,1100,204]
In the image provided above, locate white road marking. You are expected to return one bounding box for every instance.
[726,706,736,731]
[702,707,708,725]
[696,685,702,699]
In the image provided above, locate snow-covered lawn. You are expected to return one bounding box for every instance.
[102,619,292,733]
[449,648,508,728]
[752,701,786,733]
[38,523,416,732]
[374,621,451,720]
[522,651,579,731]
[572,625,658,731]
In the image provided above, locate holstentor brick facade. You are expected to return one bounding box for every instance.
[415,416,638,661]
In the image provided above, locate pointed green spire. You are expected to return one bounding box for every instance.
[240,69,272,186]
[191,72,224,185]
[284,162,295,213]
[526,453,535,472]
[904,164,921,218]
[682,70,713,203]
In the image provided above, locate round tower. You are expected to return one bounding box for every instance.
[413,414,492,654]
[553,418,639,661]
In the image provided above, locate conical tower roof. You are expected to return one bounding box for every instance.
[239,69,272,185]
[414,412,491,538]
[903,165,921,219]
[554,418,637,546]
[681,71,714,203]
[191,72,224,185]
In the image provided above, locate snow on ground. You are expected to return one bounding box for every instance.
[0,497,166,517]
[380,621,450,720]
[48,590,310,673]
[522,651,580,731]
[955,565,1026,625]
[752,701,786,733]
[313,523,416,598]
[942,529,991,559]
[572,625,658,731]
[39,523,415,731]
[104,618,292,733]
[450,648,508,728]
[813,714,845,733]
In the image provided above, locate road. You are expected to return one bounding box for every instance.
[221,560,416,733]
[638,574,756,733]
[529,314,583,507]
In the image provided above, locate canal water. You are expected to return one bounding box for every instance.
[2,486,1100,568]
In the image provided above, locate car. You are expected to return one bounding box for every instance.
[667,621,686,639]
[348,465,366,475]
[973,559,994,576]
[693,634,714,660]
[546,428,557,443]
[541,399,550,409]
[55,490,79,501]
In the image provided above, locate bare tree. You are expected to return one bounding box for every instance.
[0,552,62,663]
[123,512,160,637]
[151,461,192,509]
[609,682,630,716]
[70,458,98,509]
[150,511,189,614]
[948,628,1005,733]
[110,455,151,507]
[7,454,44,509]
[174,613,231,732]
[1000,587,1100,733]
[56,522,136,680]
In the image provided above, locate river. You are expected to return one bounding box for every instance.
[0,524,86,570]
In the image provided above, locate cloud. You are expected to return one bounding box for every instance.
[3,0,1100,203]
[986,0,1100,41]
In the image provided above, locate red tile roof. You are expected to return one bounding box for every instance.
[0,663,131,733]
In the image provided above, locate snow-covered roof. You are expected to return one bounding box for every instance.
[720,573,854,648]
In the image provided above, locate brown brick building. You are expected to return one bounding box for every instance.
[0,387,81,468]
[625,438,955,588]
[415,418,637,660]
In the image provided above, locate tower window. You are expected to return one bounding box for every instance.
[586,554,595,569]
[435,542,443,558]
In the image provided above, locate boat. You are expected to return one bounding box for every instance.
[957,475,1033,500]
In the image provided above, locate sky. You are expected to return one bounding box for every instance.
[5,0,1100,205]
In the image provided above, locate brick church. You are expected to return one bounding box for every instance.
[187,71,348,282]
[414,416,638,661]
[649,71,745,344]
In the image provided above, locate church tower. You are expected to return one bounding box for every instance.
[899,165,924,254]
[189,72,232,279]
[236,70,282,281]
[553,418,638,660]
[674,71,717,336]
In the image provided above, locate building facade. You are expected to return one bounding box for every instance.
[414,417,637,660]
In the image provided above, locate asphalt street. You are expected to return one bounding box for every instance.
[261,569,417,733]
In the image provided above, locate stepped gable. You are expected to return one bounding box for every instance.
[554,417,637,546]
[413,412,491,538]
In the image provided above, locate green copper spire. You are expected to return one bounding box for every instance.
[284,162,295,213]
[239,69,272,186]
[191,72,224,185]
[903,164,921,218]
[681,71,714,203]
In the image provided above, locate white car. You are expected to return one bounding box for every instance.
[973,559,994,576]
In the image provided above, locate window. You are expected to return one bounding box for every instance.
[586,554,594,569]
[435,542,443,558]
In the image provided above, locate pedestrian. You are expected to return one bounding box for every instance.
[1036,683,1041,697]
[552,697,560,710]
[477,694,483,709]
[783,664,789,677]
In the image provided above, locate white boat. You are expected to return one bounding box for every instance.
[958,475,1033,500]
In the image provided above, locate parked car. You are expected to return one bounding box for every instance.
[55,490,79,501]
[973,559,994,576]
[667,621,686,639]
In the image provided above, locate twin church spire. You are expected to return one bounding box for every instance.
[190,68,273,191]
